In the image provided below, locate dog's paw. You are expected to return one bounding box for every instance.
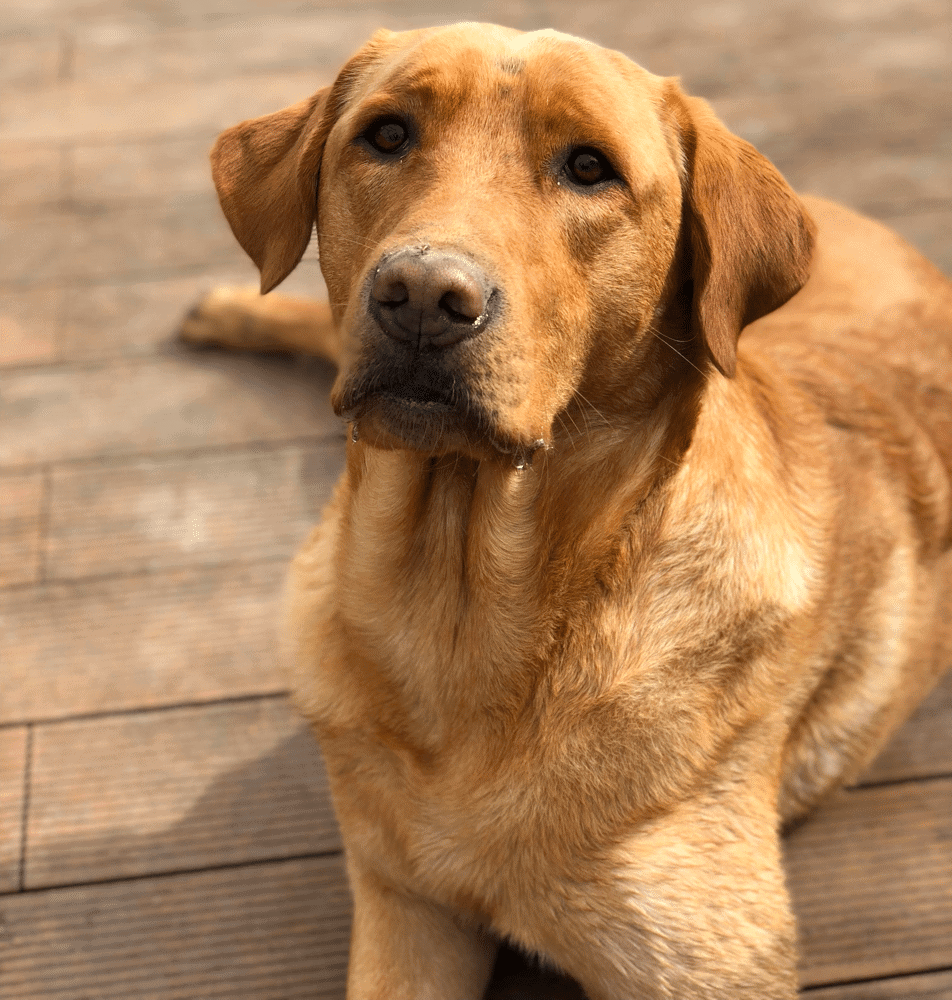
[178,286,263,350]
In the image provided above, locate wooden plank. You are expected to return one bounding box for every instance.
[0,143,63,208]
[71,135,219,203]
[0,471,45,587]
[14,741,952,999]
[1,194,243,286]
[804,968,952,998]
[715,89,952,227]
[58,267,256,360]
[0,67,327,143]
[0,30,61,91]
[0,285,61,367]
[56,259,326,361]
[26,698,339,888]
[0,855,351,999]
[44,442,343,580]
[862,670,952,785]
[0,353,339,468]
[787,778,952,988]
[0,210,79,287]
[781,150,952,221]
[0,725,29,892]
[67,14,385,90]
[0,563,287,724]
[65,192,244,282]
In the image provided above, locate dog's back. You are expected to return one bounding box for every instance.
[741,196,952,816]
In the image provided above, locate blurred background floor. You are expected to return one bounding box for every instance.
[1,1,951,997]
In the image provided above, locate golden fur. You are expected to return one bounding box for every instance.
[184,23,952,999]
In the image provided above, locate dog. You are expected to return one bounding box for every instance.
[182,22,952,999]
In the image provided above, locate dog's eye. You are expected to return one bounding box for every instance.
[565,147,615,186]
[366,118,409,155]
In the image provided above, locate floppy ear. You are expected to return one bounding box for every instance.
[666,86,815,378]
[210,89,331,293]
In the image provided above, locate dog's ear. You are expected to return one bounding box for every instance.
[211,29,398,293]
[666,85,815,378]
[210,89,332,293]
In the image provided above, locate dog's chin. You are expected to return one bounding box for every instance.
[340,390,535,463]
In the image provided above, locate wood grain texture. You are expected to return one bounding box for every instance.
[0,563,287,724]
[1,2,949,999]
[0,725,28,892]
[0,143,62,207]
[0,353,339,468]
[0,471,44,587]
[0,286,61,366]
[788,778,952,988]
[0,855,351,999]
[0,68,333,145]
[862,670,952,785]
[44,442,343,579]
[56,263,328,361]
[58,269,256,360]
[803,968,952,998]
[26,698,340,887]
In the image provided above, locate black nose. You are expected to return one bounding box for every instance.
[369,246,495,348]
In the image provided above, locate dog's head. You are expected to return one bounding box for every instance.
[212,23,813,464]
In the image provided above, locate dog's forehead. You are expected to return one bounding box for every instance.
[347,23,668,152]
[375,23,646,94]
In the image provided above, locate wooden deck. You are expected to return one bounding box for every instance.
[1,0,950,996]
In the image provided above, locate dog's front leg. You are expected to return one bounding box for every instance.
[346,864,498,1000]
[522,798,798,1000]
[180,287,340,361]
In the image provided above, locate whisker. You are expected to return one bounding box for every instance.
[572,389,612,430]
[557,407,582,440]
[652,331,708,378]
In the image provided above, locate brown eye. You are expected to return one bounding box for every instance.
[368,118,408,154]
[566,148,614,186]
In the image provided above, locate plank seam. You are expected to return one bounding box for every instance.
[0,431,344,481]
[0,551,292,596]
[800,962,952,992]
[6,847,345,898]
[0,689,291,731]
[0,254,277,293]
[0,346,332,377]
[851,770,952,791]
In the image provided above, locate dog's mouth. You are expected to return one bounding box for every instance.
[379,376,458,412]
[336,366,539,462]
[340,364,460,415]
[339,371,480,452]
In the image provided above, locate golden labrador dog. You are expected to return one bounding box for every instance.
[183,22,952,999]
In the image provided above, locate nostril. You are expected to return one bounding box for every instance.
[371,274,409,307]
[439,289,482,323]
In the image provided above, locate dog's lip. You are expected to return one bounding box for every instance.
[339,380,457,418]
[375,391,455,414]
[339,383,545,464]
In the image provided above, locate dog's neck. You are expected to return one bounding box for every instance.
[331,364,709,741]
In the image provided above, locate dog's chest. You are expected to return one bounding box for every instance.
[334,727,617,924]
